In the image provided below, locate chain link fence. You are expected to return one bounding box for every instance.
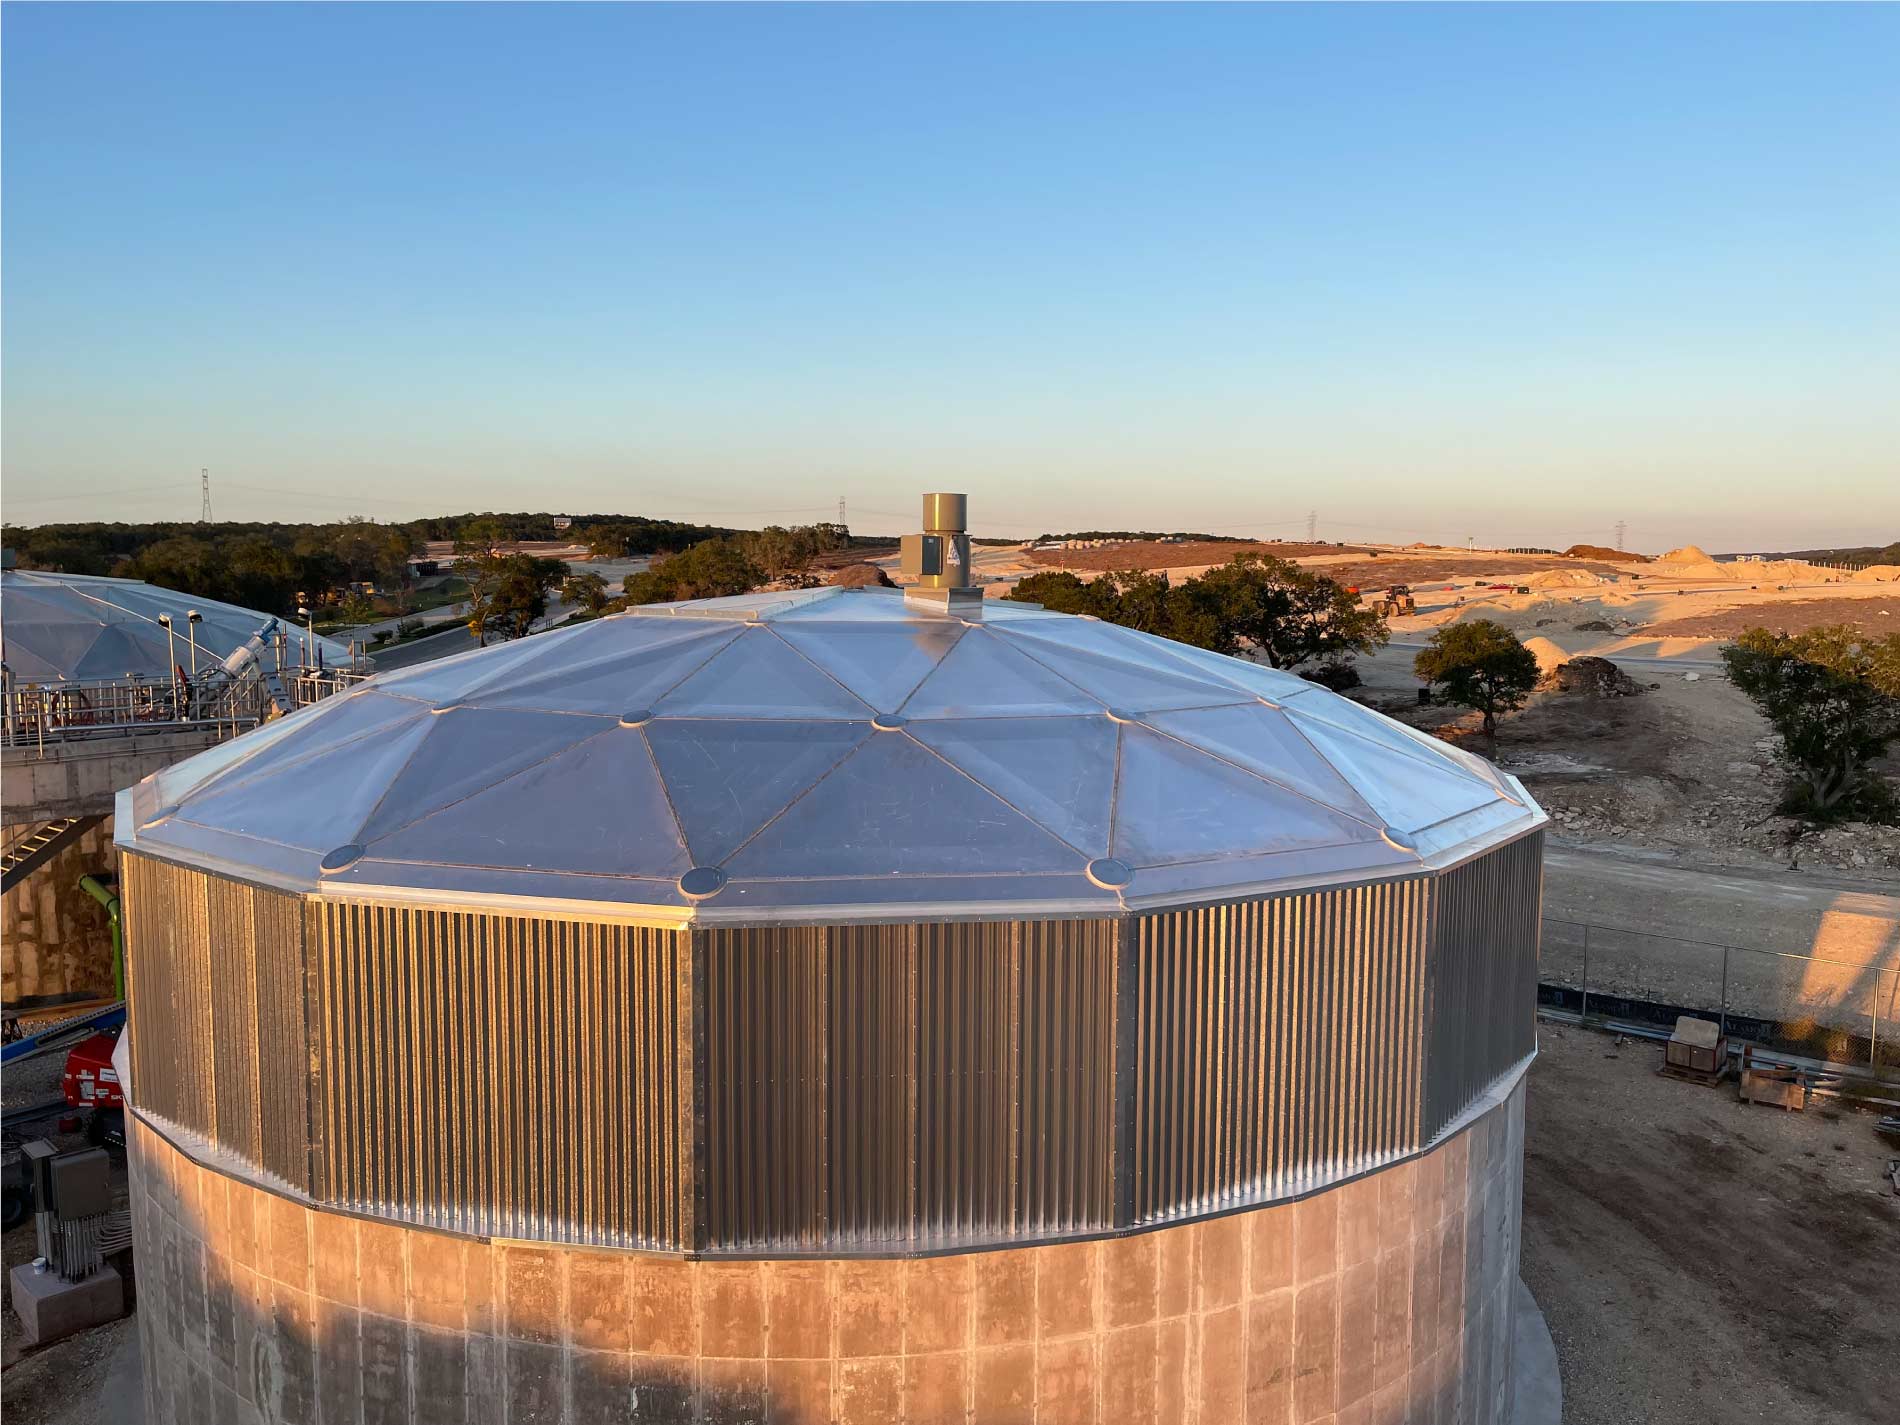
[1540,915,1900,1073]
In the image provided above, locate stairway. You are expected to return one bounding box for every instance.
[1,816,105,895]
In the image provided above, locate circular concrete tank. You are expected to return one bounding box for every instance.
[117,585,1544,1424]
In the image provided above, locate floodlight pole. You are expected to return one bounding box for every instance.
[186,611,202,678]
[157,615,181,720]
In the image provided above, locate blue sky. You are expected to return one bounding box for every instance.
[4,3,1895,550]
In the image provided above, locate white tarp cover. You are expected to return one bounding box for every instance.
[1,570,350,683]
[121,587,1542,919]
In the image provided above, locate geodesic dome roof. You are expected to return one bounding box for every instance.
[1,570,351,683]
[119,586,1543,921]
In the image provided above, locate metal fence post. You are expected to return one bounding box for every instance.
[1718,946,1729,1040]
[1874,971,1882,1071]
[1579,922,1591,1023]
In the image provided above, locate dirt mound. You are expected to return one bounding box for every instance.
[1852,564,1900,582]
[1521,636,1570,674]
[1564,543,1649,563]
[1547,656,1645,697]
[830,562,894,589]
[1657,544,1716,564]
[1526,568,1601,589]
[1572,619,1615,633]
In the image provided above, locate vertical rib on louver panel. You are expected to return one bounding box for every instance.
[828,925,912,1244]
[1015,919,1117,1237]
[122,855,217,1141]
[252,885,313,1190]
[703,927,827,1249]
[316,904,687,1248]
[1132,878,1430,1224]
[1423,832,1543,1139]
[206,875,260,1164]
[912,921,1013,1244]
[702,919,1118,1251]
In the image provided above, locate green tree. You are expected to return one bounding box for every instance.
[1721,625,1900,822]
[460,551,566,645]
[337,590,377,627]
[561,570,611,615]
[623,539,763,604]
[1412,620,1541,738]
[1188,554,1388,669]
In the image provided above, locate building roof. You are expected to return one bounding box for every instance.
[118,586,1543,922]
[1,569,351,683]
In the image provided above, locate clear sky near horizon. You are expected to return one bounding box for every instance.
[3,3,1895,551]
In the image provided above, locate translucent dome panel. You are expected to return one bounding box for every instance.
[655,628,872,720]
[647,719,870,866]
[900,630,1104,718]
[908,716,1118,856]
[771,622,966,713]
[367,729,690,877]
[1111,726,1381,867]
[173,719,435,852]
[992,627,1252,714]
[724,730,1087,880]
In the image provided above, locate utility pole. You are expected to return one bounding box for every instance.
[200,469,213,522]
[1307,509,1317,542]
[1614,519,1626,552]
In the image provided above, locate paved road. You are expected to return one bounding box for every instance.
[1540,843,1899,1044]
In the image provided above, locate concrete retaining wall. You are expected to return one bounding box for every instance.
[1,816,117,1001]
[128,1075,1525,1425]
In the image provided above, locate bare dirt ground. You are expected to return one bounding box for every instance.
[1352,643,1900,878]
[1645,595,1900,637]
[1306,553,1627,587]
[1522,1023,1900,1425]
[1028,538,1370,571]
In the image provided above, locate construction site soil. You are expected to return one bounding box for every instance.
[1355,651,1900,877]
[1522,1024,1899,1425]
[1027,538,1370,570]
[1643,595,1900,637]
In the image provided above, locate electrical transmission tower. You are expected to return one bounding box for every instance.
[200,469,213,522]
[837,495,847,528]
[1307,509,1317,542]
[1614,519,1626,552]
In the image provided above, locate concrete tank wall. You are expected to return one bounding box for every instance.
[129,1072,1525,1425]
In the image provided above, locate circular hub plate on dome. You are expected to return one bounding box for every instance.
[1086,858,1134,890]
[678,867,727,901]
[319,844,366,874]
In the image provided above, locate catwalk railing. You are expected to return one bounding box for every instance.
[2,659,371,751]
[1539,915,1900,1073]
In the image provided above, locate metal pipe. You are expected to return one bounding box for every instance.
[77,874,123,1002]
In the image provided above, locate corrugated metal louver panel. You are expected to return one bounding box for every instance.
[1423,832,1542,1138]
[316,904,688,1248]
[123,855,217,1141]
[702,918,1119,1251]
[1132,877,1430,1223]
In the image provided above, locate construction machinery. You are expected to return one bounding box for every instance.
[1369,584,1416,617]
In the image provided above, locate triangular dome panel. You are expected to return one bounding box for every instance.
[771,622,966,712]
[908,716,1117,856]
[647,718,870,866]
[655,626,872,720]
[367,729,690,877]
[1112,726,1381,866]
[725,730,1087,879]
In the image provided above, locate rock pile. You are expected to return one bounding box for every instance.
[1547,656,1645,697]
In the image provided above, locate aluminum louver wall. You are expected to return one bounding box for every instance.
[317,903,691,1248]
[122,830,1541,1256]
[1130,876,1431,1223]
[701,918,1118,1251]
